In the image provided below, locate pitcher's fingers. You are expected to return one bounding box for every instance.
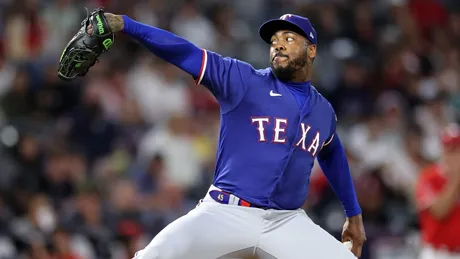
[351,243,362,258]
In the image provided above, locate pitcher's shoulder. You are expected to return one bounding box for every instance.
[310,86,334,109]
[240,67,275,85]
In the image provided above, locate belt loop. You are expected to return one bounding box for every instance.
[229,194,240,205]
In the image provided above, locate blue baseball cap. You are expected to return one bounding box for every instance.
[259,14,317,45]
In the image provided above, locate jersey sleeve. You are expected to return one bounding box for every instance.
[415,172,438,211]
[323,107,337,147]
[194,49,252,113]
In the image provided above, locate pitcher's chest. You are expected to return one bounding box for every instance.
[241,93,332,157]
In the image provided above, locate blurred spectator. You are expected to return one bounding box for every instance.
[10,134,44,194]
[64,185,114,259]
[138,114,201,190]
[329,58,374,123]
[415,92,455,160]
[0,50,17,98]
[3,0,45,61]
[1,68,32,118]
[40,0,81,59]
[10,194,57,254]
[65,84,117,164]
[170,0,217,51]
[51,227,81,259]
[127,57,191,125]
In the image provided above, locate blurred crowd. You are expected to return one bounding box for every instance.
[0,0,459,258]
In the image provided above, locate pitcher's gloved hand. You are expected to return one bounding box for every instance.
[57,7,114,80]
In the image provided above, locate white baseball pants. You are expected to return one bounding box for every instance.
[133,185,356,259]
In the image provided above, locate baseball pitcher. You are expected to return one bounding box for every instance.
[58,8,367,259]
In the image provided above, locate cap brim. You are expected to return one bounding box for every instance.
[259,19,308,44]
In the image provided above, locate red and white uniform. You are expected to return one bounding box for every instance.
[415,164,460,259]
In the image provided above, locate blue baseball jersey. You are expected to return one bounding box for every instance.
[121,15,361,216]
[195,50,336,210]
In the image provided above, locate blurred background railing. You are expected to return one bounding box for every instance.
[0,0,459,258]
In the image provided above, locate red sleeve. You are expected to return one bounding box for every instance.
[415,166,442,212]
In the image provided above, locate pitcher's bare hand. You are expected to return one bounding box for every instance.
[87,13,124,34]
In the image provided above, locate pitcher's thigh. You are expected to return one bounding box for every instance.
[135,202,260,259]
[258,211,356,259]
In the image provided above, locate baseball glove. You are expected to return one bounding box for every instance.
[57,7,114,81]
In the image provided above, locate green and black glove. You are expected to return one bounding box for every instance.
[57,7,114,80]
